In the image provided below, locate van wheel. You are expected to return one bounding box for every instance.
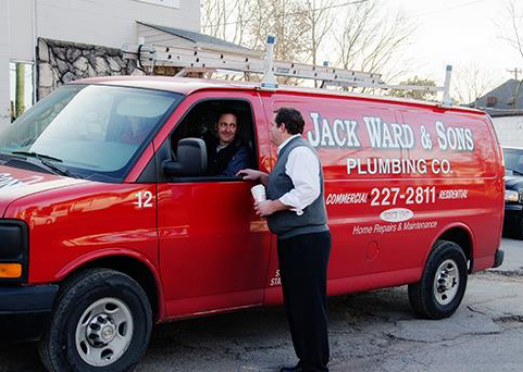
[408,240,468,320]
[38,269,152,372]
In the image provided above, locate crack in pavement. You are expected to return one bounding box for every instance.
[467,305,487,315]
[242,343,288,352]
[384,330,503,344]
[494,315,523,324]
[484,269,523,278]
[342,327,521,372]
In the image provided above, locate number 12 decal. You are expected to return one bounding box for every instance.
[136,191,153,208]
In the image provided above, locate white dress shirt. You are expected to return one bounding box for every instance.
[277,134,321,216]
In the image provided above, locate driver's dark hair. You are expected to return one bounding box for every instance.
[274,107,305,135]
[217,111,239,126]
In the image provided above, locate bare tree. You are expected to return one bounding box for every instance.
[301,0,336,87]
[388,76,438,101]
[247,0,310,62]
[201,0,225,39]
[244,0,311,85]
[452,65,502,105]
[500,1,523,63]
[304,0,336,66]
[334,1,414,86]
[200,0,413,88]
[201,0,256,46]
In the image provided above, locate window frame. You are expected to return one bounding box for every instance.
[154,96,260,184]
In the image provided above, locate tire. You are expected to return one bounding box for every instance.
[408,240,468,320]
[38,269,152,372]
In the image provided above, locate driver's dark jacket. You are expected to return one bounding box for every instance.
[205,136,250,176]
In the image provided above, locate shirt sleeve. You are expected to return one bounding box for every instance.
[278,147,321,215]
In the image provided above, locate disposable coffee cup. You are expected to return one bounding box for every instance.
[251,185,266,203]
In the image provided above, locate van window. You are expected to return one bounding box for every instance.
[504,148,523,174]
[0,85,181,182]
[160,99,257,182]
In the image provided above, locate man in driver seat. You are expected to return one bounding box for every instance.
[205,111,250,176]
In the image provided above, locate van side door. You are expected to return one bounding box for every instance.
[153,91,272,318]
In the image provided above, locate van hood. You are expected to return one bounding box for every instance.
[0,166,87,217]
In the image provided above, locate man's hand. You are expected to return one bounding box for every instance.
[237,168,262,180]
[254,200,276,217]
[254,199,291,217]
[237,169,270,186]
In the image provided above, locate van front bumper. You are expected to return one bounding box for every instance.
[0,285,58,342]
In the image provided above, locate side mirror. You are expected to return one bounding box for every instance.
[163,138,208,177]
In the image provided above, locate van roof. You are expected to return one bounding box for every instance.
[71,76,487,116]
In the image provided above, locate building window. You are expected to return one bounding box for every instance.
[486,96,497,107]
[9,62,34,123]
[134,0,180,9]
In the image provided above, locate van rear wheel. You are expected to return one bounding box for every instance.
[38,269,152,372]
[408,240,468,320]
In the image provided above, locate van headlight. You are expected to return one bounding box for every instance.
[505,190,520,203]
[0,221,28,282]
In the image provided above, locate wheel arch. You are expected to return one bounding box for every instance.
[429,223,475,273]
[55,250,165,321]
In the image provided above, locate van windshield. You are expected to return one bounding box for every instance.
[503,148,523,175]
[0,85,182,182]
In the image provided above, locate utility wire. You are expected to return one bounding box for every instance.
[204,0,492,29]
[203,0,370,29]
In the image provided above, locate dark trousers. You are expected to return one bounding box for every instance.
[277,231,332,372]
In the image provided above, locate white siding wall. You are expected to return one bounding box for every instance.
[1,0,200,126]
[37,0,200,49]
[0,1,11,126]
[492,116,523,148]
[8,0,35,62]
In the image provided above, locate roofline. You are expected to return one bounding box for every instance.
[195,42,262,57]
[137,22,258,56]
[488,112,523,118]
[137,21,195,44]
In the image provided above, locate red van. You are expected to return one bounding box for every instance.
[0,77,504,371]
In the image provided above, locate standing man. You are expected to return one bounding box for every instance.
[205,111,250,176]
[238,107,331,372]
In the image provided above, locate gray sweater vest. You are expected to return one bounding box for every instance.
[267,136,329,239]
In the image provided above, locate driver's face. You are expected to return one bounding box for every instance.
[216,113,238,146]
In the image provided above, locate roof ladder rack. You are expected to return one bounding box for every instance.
[122,35,452,106]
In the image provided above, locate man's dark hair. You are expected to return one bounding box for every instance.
[217,111,239,125]
[274,107,305,135]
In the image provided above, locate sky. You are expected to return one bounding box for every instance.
[381,0,521,85]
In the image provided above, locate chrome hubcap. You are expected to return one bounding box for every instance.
[434,259,459,305]
[75,298,134,367]
[87,313,117,345]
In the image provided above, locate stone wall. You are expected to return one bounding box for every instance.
[37,38,143,100]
